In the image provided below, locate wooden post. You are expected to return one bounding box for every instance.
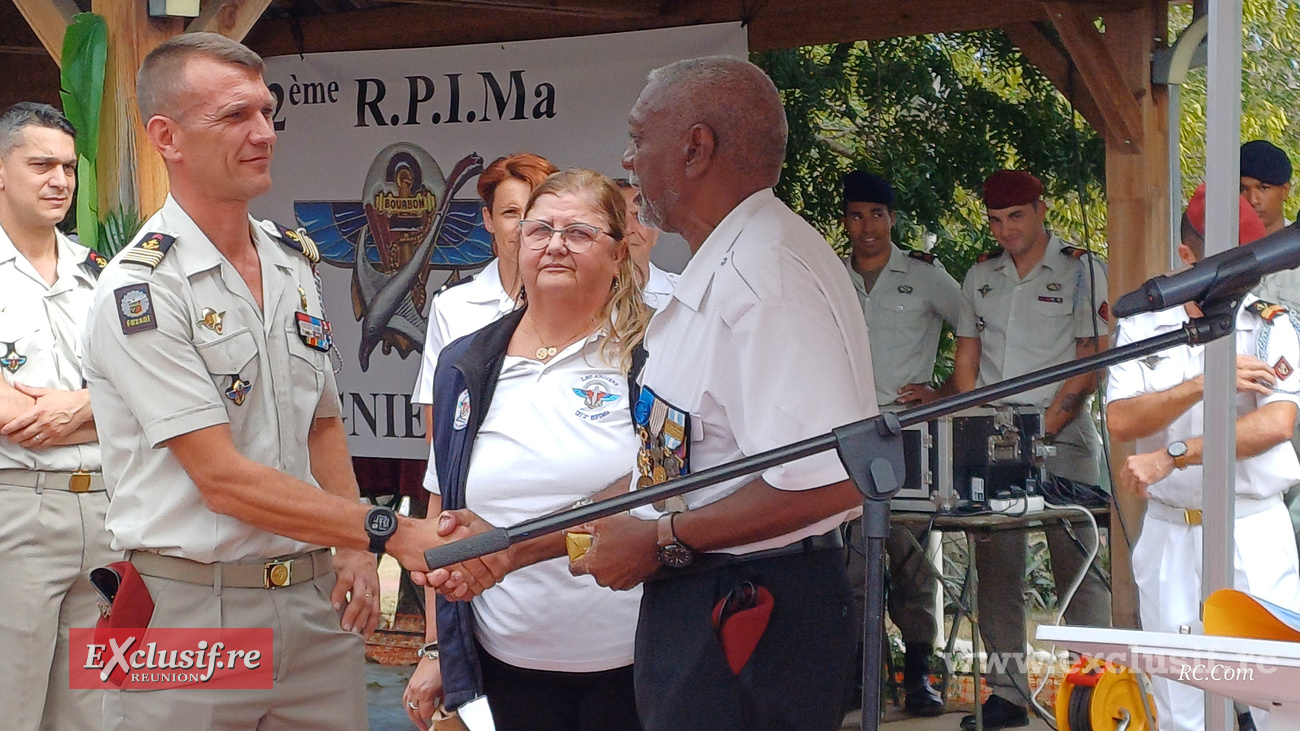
[91,0,182,221]
[1097,0,1170,629]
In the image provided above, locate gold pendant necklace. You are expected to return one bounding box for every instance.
[525,313,596,362]
[536,345,559,360]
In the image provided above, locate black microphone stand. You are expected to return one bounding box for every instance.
[423,301,1239,730]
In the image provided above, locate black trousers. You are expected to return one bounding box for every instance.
[478,643,642,731]
[634,546,855,731]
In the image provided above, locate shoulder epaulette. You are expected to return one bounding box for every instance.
[907,250,937,265]
[1061,245,1090,259]
[1248,299,1288,322]
[120,232,176,269]
[83,249,108,276]
[273,223,321,264]
[977,247,1004,263]
[434,272,476,297]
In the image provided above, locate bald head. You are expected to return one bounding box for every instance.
[641,56,787,188]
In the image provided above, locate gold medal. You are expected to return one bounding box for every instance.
[638,450,653,476]
[637,475,654,490]
[653,464,667,483]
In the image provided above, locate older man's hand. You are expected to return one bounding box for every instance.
[568,513,660,591]
[410,510,513,601]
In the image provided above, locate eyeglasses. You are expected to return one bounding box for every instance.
[518,220,616,252]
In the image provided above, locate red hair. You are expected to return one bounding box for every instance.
[477,152,558,210]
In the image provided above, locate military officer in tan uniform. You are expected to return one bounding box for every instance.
[840,171,959,717]
[82,34,452,730]
[0,102,119,731]
[951,170,1111,730]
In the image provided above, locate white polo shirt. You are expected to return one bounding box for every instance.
[0,225,101,471]
[627,189,878,554]
[1106,294,1300,508]
[426,334,641,672]
[411,260,516,406]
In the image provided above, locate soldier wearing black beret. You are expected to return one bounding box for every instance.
[1240,140,1293,234]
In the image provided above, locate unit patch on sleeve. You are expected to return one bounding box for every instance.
[115,284,157,335]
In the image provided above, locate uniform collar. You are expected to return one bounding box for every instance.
[0,220,94,290]
[645,261,675,294]
[466,257,512,306]
[885,244,911,273]
[671,188,774,312]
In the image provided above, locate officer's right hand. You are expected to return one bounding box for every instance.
[409,510,513,601]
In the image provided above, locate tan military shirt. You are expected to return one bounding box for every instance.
[84,195,340,563]
[845,245,961,408]
[0,224,101,471]
[957,234,1109,406]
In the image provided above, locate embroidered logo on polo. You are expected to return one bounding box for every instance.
[572,374,621,418]
[452,390,471,430]
[633,387,690,512]
[294,312,332,352]
[225,376,252,406]
[0,342,26,373]
[198,308,225,334]
[115,284,157,335]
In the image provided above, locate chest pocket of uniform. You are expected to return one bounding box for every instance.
[0,313,54,383]
[875,294,925,328]
[1030,293,1073,320]
[284,322,327,401]
[194,329,259,404]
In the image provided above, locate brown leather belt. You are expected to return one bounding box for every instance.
[0,469,104,492]
[130,549,333,590]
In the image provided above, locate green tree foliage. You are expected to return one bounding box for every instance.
[1171,0,1300,216]
[754,32,1107,285]
[59,12,107,253]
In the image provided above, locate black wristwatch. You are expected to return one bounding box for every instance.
[656,514,694,569]
[365,506,398,554]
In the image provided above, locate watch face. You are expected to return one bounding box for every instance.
[657,543,694,569]
[1168,441,1188,458]
[367,507,397,537]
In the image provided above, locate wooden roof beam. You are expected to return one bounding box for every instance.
[1002,21,1110,141]
[1043,2,1144,153]
[188,0,277,41]
[383,0,664,18]
[10,0,79,67]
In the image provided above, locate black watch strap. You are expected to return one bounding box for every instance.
[366,506,398,554]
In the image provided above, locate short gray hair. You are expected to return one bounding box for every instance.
[0,103,76,158]
[136,32,264,121]
[643,57,788,188]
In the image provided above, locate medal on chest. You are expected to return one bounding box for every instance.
[295,312,333,352]
[0,342,26,374]
[225,376,252,406]
[198,307,225,334]
[633,387,691,512]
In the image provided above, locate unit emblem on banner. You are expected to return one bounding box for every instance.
[292,144,492,370]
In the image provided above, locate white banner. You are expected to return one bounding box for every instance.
[254,24,748,458]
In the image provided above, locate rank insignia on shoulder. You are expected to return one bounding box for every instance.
[0,342,26,374]
[435,272,475,297]
[977,248,1004,263]
[225,376,252,406]
[115,284,158,335]
[906,250,937,264]
[1248,299,1287,322]
[1061,245,1089,259]
[295,312,332,352]
[121,233,176,269]
[84,249,108,273]
[274,224,321,264]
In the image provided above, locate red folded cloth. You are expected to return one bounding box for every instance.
[712,581,774,675]
[91,562,156,688]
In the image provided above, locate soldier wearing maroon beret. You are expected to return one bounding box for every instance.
[951,170,1112,730]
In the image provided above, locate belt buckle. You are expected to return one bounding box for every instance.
[69,471,92,493]
[264,558,294,589]
[1184,508,1203,526]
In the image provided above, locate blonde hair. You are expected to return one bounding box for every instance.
[524,169,651,374]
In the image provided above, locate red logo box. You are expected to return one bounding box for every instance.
[70,628,273,690]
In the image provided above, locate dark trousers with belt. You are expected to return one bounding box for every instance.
[633,544,855,731]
